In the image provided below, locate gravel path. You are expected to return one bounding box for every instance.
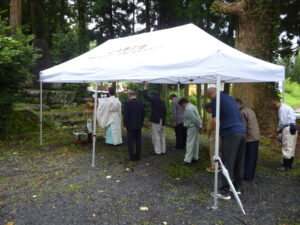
[0,131,299,225]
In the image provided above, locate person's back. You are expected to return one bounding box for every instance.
[211,92,245,136]
[171,98,184,125]
[124,98,145,130]
[142,90,166,125]
[240,106,260,142]
[278,103,296,130]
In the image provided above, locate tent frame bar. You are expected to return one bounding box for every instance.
[40,81,43,145]
[212,75,221,210]
[92,82,98,167]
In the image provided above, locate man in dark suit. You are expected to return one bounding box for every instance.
[123,91,145,161]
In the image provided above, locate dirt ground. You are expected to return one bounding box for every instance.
[0,129,299,225]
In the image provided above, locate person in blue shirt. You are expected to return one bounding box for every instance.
[208,87,246,200]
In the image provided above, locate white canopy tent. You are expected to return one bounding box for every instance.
[40,23,284,212]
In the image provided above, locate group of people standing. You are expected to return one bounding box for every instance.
[97,85,298,200]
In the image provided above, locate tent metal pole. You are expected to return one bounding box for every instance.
[92,82,98,167]
[282,81,285,103]
[177,83,180,98]
[212,75,221,210]
[40,81,43,145]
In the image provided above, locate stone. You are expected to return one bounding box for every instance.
[18,103,50,111]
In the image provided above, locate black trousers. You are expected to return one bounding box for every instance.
[243,141,259,180]
[175,123,187,149]
[220,133,246,192]
[127,129,142,161]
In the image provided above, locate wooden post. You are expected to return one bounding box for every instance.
[196,84,202,116]
[184,84,189,99]
[203,84,208,132]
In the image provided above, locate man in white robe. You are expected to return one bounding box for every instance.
[97,88,122,145]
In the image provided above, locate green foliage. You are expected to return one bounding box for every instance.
[51,31,80,65]
[0,19,39,138]
[284,78,300,108]
[244,0,281,60]
[4,110,39,137]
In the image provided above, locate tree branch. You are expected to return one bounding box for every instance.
[212,0,245,17]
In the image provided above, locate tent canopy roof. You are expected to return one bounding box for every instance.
[40,24,284,84]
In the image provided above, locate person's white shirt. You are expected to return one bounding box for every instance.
[278,103,296,130]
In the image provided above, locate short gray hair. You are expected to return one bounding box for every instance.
[271,100,280,105]
[207,87,216,95]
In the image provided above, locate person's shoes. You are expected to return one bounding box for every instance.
[277,158,290,171]
[180,161,191,165]
[191,159,198,163]
[125,156,136,161]
[276,166,288,171]
[289,157,294,169]
[230,187,242,195]
[210,190,231,200]
[171,147,179,151]
[151,152,162,156]
[206,167,221,173]
[206,167,214,172]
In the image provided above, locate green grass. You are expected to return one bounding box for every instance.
[284,78,300,109]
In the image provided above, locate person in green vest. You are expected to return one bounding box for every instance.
[178,98,202,165]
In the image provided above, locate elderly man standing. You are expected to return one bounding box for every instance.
[178,98,202,165]
[143,83,167,155]
[236,99,260,180]
[272,101,298,171]
[169,94,187,150]
[208,88,246,200]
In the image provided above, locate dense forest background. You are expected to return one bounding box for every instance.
[0,0,299,137]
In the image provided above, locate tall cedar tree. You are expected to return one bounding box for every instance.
[212,0,281,132]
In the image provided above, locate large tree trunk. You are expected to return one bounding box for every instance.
[145,0,150,32]
[77,0,89,53]
[109,0,114,39]
[10,0,22,27]
[212,0,280,132]
[28,0,37,35]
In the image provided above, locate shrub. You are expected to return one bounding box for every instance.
[0,19,39,138]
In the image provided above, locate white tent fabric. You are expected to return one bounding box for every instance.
[40,24,284,84]
[39,23,285,213]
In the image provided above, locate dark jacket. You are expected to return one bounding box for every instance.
[123,98,145,130]
[142,90,166,125]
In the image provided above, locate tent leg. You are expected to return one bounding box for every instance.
[40,81,43,145]
[282,81,285,103]
[177,83,180,98]
[92,83,98,167]
[212,75,221,210]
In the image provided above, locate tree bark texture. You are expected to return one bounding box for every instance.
[212,0,280,132]
[10,0,22,27]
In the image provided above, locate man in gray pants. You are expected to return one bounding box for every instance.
[208,88,246,200]
[169,94,187,150]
